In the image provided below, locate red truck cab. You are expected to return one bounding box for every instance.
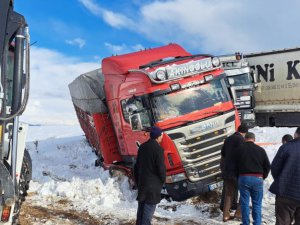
[70,44,240,201]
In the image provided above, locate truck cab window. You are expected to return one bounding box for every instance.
[229,73,251,86]
[121,97,151,130]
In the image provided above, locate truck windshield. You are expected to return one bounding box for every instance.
[151,78,230,122]
[228,73,252,86]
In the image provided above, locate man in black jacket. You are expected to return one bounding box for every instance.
[270,127,300,225]
[235,132,270,225]
[134,126,166,225]
[220,124,248,221]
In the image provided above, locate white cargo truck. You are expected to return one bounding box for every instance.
[245,47,300,127]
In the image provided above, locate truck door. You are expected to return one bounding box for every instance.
[121,96,152,156]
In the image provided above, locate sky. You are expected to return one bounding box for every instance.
[13,0,300,125]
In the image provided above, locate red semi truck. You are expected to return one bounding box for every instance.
[69,44,240,201]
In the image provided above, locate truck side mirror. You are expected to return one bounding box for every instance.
[229,86,237,102]
[126,104,138,115]
[129,114,143,131]
[250,71,259,84]
[255,82,262,93]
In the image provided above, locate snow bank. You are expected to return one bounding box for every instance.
[24,125,298,224]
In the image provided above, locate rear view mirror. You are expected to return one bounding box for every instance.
[126,103,138,115]
[250,71,259,84]
[255,82,262,93]
[129,114,143,131]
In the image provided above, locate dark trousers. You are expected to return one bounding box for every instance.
[220,180,238,211]
[222,179,240,219]
[275,196,300,225]
[136,201,156,225]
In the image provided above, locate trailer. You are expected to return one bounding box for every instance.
[246,47,300,127]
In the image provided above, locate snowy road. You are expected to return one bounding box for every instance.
[19,125,296,225]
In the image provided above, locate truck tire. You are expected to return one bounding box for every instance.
[22,149,32,187]
[12,149,32,224]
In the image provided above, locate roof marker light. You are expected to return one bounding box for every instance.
[170,83,181,91]
[204,75,214,82]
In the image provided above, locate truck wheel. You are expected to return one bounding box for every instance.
[109,166,127,177]
[269,116,275,127]
[95,157,104,167]
[12,149,32,224]
[19,149,32,193]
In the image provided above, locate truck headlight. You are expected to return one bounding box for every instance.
[212,57,221,67]
[166,172,187,183]
[156,70,167,81]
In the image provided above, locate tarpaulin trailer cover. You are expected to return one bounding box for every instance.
[68,68,108,114]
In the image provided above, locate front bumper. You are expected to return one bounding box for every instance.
[165,175,222,201]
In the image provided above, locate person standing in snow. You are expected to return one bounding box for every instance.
[235,132,270,225]
[134,126,166,225]
[270,127,300,225]
[220,124,248,222]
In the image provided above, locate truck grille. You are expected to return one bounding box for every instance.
[185,158,221,182]
[169,130,231,182]
[166,111,236,183]
[179,128,226,181]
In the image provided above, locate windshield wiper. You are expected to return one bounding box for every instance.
[203,110,225,115]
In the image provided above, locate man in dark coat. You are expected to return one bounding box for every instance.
[134,126,166,225]
[235,132,270,225]
[270,127,300,225]
[220,124,248,222]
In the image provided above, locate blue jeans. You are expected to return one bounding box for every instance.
[136,201,156,225]
[238,176,264,225]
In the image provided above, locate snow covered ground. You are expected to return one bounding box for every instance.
[20,125,297,225]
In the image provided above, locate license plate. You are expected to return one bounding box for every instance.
[243,113,254,120]
[208,181,223,191]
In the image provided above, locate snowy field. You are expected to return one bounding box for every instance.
[20,125,297,225]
